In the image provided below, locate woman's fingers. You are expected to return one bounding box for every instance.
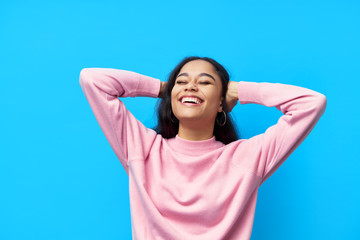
[225,81,239,112]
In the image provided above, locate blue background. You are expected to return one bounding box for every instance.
[1,0,359,239]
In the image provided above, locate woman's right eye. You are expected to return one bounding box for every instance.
[176,80,186,84]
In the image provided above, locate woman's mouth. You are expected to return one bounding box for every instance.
[179,96,204,106]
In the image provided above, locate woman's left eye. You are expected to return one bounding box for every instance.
[200,81,211,85]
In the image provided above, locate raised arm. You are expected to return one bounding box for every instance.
[79,68,161,175]
[228,81,327,184]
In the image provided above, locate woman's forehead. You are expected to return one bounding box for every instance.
[178,60,220,81]
[180,59,216,73]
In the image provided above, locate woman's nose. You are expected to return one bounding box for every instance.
[185,82,198,91]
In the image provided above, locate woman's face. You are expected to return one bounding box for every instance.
[171,59,224,125]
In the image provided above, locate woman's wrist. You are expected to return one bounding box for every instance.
[158,81,167,98]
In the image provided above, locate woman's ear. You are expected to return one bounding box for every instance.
[218,97,224,112]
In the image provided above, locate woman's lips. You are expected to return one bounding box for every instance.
[179,101,203,106]
[179,96,204,104]
[178,96,204,106]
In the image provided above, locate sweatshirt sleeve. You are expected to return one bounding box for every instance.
[79,68,161,175]
[236,81,327,184]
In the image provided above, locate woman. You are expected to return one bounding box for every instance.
[79,56,327,240]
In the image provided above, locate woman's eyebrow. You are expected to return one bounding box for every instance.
[176,72,216,81]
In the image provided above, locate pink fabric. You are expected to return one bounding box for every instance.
[79,68,327,240]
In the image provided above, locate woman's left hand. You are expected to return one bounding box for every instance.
[225,81,239,112]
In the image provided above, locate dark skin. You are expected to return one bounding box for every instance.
[158,60,239,141]
[158,80,239,111]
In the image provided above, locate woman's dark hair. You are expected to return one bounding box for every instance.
[154,56,240,144]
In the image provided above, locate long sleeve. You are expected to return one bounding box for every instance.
[79,68,161,175]
[236,81,327,184]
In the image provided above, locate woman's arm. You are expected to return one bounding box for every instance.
[228,80,327,184]
[79,68,161,175]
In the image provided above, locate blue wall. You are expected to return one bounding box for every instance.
[1,0,359,239]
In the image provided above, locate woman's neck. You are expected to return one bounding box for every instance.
[178,121,215,141]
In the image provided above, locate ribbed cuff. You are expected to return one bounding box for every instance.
[135,75,161,98]
[237,81,261,104]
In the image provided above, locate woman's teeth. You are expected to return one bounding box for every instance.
[181,97,201,104]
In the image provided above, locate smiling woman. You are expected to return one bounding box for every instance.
[79,56,327,239]
[155,56,239,144]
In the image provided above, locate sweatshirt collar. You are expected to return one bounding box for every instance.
[166,134,224,156]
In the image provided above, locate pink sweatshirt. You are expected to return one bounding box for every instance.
[79,68,327,240]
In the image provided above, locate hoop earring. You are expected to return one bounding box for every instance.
[216,110,226,126]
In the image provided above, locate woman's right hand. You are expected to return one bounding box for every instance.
[158,81,167,98]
